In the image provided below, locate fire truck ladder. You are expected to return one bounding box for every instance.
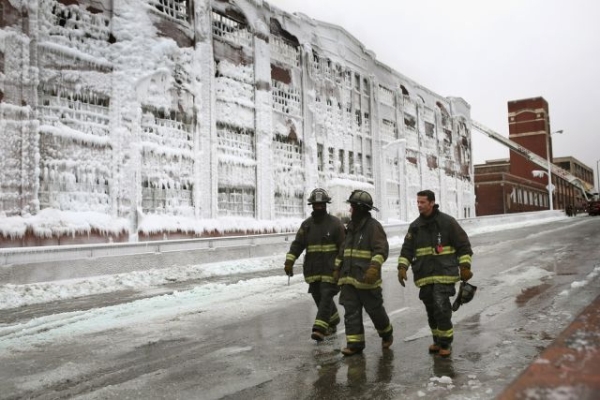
[471,120,591,202]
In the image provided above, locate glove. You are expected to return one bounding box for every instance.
[332,269,340,283]
[363,265,379,284]
[460,264,473,281]
[398,266,408,287]
[284,260,294,277]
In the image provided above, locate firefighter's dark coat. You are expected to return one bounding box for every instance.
[286,213,345,283]
[398,206,472,287]
[336,213,389,289]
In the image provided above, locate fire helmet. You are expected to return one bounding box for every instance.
[307,188,332,204]
[452,281,477,311]
[346,189,379,211]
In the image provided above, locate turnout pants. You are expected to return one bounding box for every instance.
[339,284,393,350]
[419,283,456,347]
[308,282,340,334]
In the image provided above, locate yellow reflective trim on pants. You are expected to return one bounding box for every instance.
[305,275,337,283]
[343,249,372,259]
[347,334,365,343]
[378,324,393,335]
[286,254,296,262]
[307,244,338,253]
[314,319,329,329]
[415,275,460,287]
[329,312,340,323]
[437,328,453,338]
[337,276,381,289]
[431,328,440,337]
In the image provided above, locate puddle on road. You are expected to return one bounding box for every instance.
[515,283,552,307]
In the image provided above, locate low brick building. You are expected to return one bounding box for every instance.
[475,97,591,216]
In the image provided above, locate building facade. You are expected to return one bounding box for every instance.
[475,97,589,216]
[0,0,475,245]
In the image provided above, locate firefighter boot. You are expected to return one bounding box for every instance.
[311,330,325,342]
[382,335,394,349]
[439,345,452,358]
[429,344,441,353]
[341,347,363,356]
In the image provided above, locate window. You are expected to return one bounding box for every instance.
[152,0,191,22]
[425,122,435,138]
[404,114,416,129]
[218,188,255,217]
[317,143,324,172]
[212,11,252,47]
[338,149,345,173]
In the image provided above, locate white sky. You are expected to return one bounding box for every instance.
[268,0,600,179]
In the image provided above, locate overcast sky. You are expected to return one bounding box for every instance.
[268,0,600,185]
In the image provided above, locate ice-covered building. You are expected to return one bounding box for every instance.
[0,0,474,246]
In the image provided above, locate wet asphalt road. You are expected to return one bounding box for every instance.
[1,216,599,399]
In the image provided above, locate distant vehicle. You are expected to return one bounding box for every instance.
[588,200,600,216]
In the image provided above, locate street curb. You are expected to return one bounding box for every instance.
[496,294,600,400]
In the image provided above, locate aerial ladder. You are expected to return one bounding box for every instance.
[471,120,591,202]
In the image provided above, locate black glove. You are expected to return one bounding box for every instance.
[284,260,294,277]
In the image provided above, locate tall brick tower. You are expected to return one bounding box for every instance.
[507,97,553,183]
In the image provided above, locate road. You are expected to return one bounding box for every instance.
[1,216,599,399]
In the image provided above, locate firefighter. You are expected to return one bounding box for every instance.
[334,190,393,356]
[397,190,473,357]
[284,188,346,341]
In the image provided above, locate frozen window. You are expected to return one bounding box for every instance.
[357,152,363,175]
[272,80,302,116]
[363,112,370,135]
[273,133,303,217]
[270,35,300,67]
[443,129,452,147]
[317,143,324,172]
[338,149,345,173]
[425,122,435,138]
[38,136,111,213]
[217,123,255,160]
[141,105,193,152]
[218,188,255,217]
[274,192,303,218]
[354,73,360,92]
[212,11,252,48]
[39,85,110,137]
[150,0,191,22]
[349,151,355,174]
[312,51,320,73]
[44,0,112,54]
[404,114,416,130]
[362,78,370,96]
[365,155,372,178]
[141,174,194,214]
[355,110,362,126]
[328,147,335,171]
[378,85,394,106]
[344,70,352,89]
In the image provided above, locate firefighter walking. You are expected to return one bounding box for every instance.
[284,188,346,341]
[397,190,473,357]
[334,190,393,356]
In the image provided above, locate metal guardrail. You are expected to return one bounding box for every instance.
[0,211,563,285]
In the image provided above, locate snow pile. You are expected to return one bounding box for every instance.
[0,209,129,239]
